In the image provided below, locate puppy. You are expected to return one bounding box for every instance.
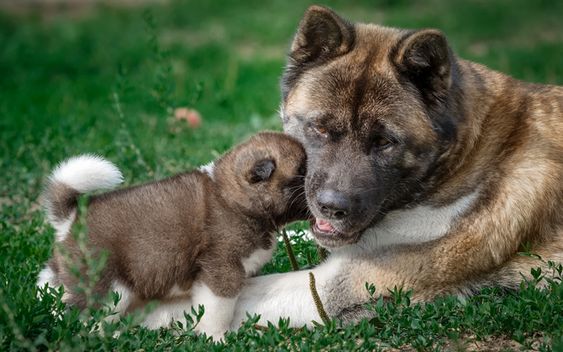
[37,132,308,339]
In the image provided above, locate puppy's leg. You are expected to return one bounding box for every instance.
[104,281,136,323]
[191,265,245,341]
[190,281,238,341]
[141,298,193,330]
[37,261,60,295]
[36,259,81,313]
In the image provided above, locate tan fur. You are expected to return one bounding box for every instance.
[282,6,562,300]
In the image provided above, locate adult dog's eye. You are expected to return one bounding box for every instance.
[310,125,328,138]
[371,136,393,151]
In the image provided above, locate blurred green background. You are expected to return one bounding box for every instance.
[1,0,562,197]
[0,1,562,350]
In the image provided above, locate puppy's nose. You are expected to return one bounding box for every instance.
[317,190,351,220]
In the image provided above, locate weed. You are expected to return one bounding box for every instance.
[1,0,562,350]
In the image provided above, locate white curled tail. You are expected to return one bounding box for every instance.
[42,154,123,241]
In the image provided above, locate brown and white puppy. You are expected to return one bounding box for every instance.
[230,6,563,328]
[37,132,308,339]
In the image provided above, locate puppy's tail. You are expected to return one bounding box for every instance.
[42,155,123,241]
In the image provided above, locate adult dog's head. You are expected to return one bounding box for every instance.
[281,6,463,248]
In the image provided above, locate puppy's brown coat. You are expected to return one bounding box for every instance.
[40,132,307,336]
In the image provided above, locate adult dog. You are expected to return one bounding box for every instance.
[231,5,563,327]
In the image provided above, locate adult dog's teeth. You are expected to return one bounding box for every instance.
[316,219,335,233]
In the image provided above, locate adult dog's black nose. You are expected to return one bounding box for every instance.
[317,190,351,220]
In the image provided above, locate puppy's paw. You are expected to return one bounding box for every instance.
[195,324,228,342]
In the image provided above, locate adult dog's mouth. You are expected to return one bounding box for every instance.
[311,218,362,249]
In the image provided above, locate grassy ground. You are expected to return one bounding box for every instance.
[1,0,562,350]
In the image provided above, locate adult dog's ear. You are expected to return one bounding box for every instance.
[290,5,355,65]
[394,29,452,106]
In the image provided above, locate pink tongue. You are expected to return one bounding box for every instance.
[316,219,335,232]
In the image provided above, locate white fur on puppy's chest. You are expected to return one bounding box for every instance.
[242,240,277,277]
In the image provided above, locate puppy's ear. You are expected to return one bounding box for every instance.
[248,159,276,183]
[393,29,452,106]
[290,5,355,65]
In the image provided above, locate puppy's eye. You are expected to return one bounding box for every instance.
[310,125,328,138]
[297,163,306,176]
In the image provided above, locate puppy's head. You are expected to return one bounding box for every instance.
[214,132,308,226]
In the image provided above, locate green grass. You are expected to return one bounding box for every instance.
[1,0,562,350]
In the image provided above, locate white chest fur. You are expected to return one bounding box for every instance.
[242,240,277,277]
[358,190,480,250]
